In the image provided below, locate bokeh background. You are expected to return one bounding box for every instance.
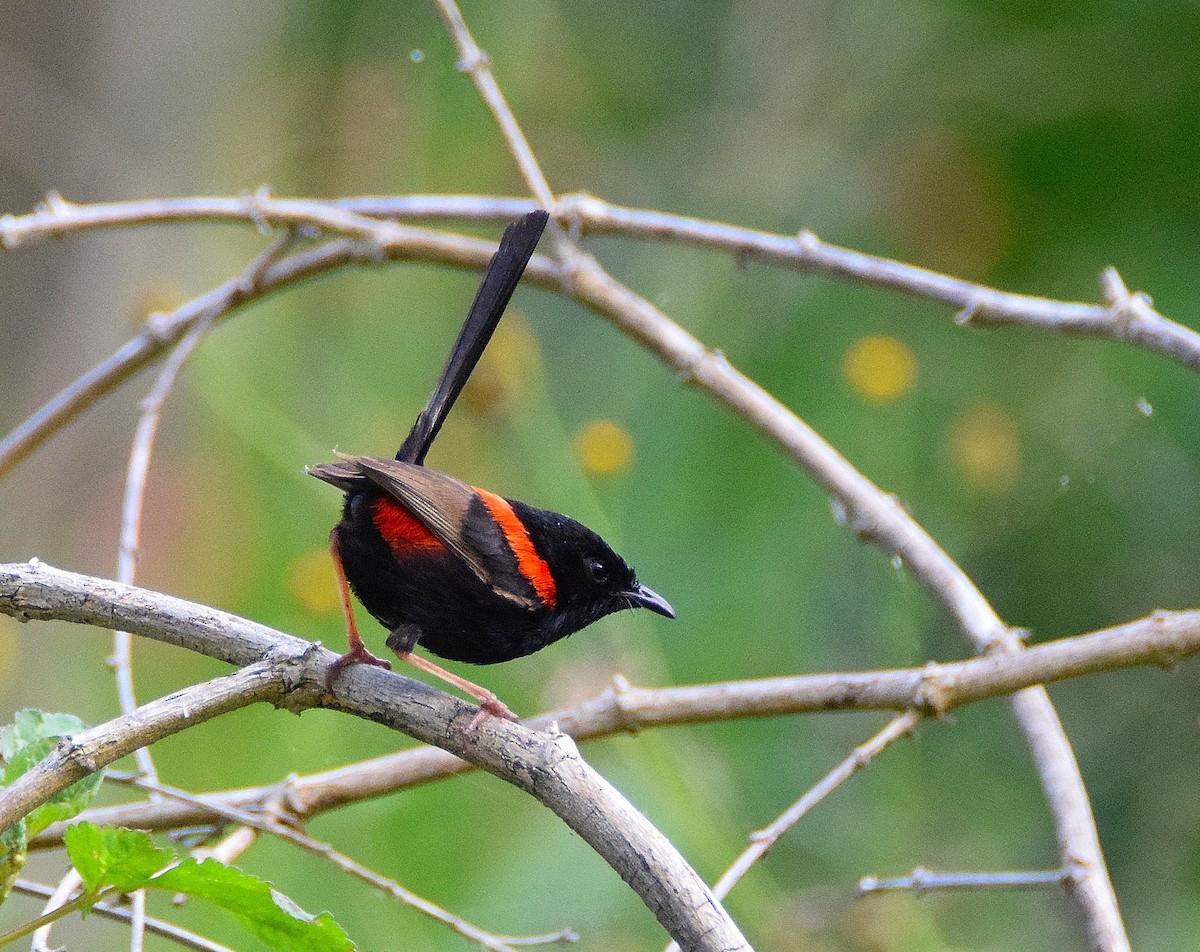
[3,1,1200,949]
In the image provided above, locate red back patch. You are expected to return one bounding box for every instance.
[371,495,445,557]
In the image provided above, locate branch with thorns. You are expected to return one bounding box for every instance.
[2,1,1195,950]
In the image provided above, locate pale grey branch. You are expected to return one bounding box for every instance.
[13,879,235,952]
[0,561,743,952]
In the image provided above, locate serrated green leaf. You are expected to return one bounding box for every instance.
[0,710,87,761]
[65,823,176,894]
[2,717,105,837]
[152,858,355,952]
[24,770,105,838]
[3,736,55,784]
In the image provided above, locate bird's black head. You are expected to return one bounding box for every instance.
[510,500,675,640]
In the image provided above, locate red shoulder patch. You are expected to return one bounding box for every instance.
[371,495,445,557]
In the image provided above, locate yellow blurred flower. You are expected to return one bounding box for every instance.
[575,419,635,475]
[288,548,341,617]
[951,401,1020,491]
[843,334,917,402]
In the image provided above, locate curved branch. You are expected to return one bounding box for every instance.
[0,661,291,834]
[0,226,552,480]
[549,252,1128,951]
[5,192,1195,370]
[0,560,747,952]
[17,584,1198,842]
[0,200,1134,946]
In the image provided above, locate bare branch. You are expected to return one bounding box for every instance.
[552,252,1129,952]
[0,659,295,836]
[10,559,1200,847]
[0,226,548,481]
[113,775,573,952]
[858,867,1069,895]
[103,232,293,952]
[13,879,235,952]
[7,192,1194,373]
[29,869,85,952]
[0,561,748,952]
[430,0,556,210]
[663,714,918,952]
[0,189,414,248]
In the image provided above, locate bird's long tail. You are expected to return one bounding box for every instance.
[396,209,549,465]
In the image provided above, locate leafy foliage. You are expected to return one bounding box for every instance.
[61,824,355,952]
[0,711,103,905]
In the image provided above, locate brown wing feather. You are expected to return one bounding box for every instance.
[339,455,541,610]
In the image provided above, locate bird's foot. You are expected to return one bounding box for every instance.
[466,693,520,732]
[325,641,392,690]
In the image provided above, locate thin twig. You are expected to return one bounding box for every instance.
[429,1,555,210]
[0,563,746,952]
[663,713,917,952]
[29,868,84,952]
[13,879,235,952]
[0,887,101,948]
[6,193,1196,372]
[103,232,293,952]
[858,867,1070,894]
[0,225,546,481]
[107,775,573,952]
[0,189,411,248]
[722,714,917,898]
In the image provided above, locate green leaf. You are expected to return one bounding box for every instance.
[152,859,355,952]
[1,711,104,837]
[0,821,27,906]
[65,823,176,895]
[0,710,87,762]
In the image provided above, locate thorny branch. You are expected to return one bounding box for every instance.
[0,5,1192,950]
[106,774,577,952]
[12,880,234,952]
[14,579,1200,843]
[0,562,747,952]
[411,6,1133,948]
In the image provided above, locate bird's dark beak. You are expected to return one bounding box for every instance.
[628,583,675,619]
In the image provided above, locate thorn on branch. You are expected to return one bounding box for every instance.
[1099,266,1154,336]
[242,186,273,235]
[795,228,821,254]
[1100,266,1129,305]
[456,47,491,74]
[954,299,981,325]
[982,627,1028,654]
[912,662,952,718]
[0,214,19,250]
[40,190,75,227]
[144,310,182,344]
[609,673,641,735]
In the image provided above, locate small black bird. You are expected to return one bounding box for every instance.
[309,211,674,721]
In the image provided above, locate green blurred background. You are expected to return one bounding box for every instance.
[3,1,1200,949]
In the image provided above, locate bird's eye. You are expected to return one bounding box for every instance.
[585,558,610,584]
